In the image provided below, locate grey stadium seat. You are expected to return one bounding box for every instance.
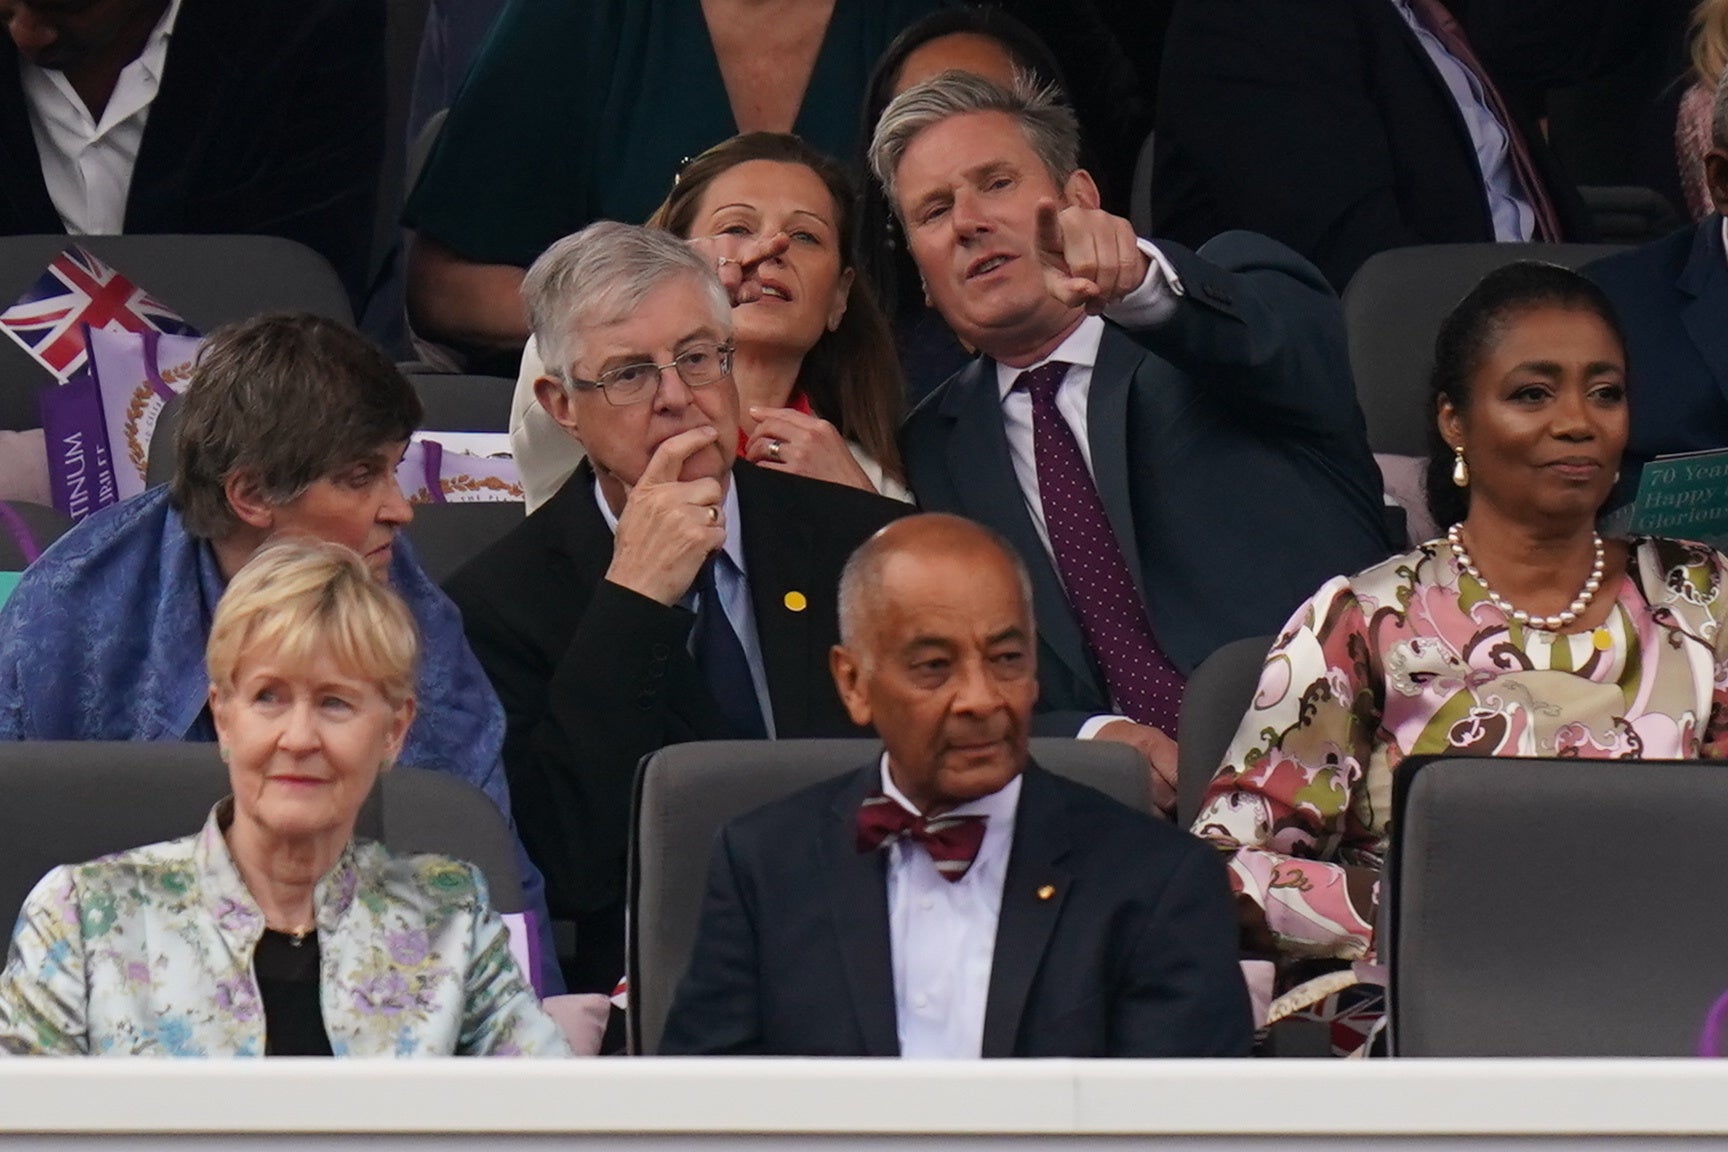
[0,499,74,569]
[0,742,524,936]
[1176,635,1273,827]
[1342,241,1627,457]
[407,372,516,433]
[1388,755,1728,1056]
[627,736,1151,1055]
[0,234,351,434]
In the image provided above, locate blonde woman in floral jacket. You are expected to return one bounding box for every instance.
[0,540,570,1057]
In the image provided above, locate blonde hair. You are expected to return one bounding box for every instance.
[207,538,419,707]
[1692,0,1728,88]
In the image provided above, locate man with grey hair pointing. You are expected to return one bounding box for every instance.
[446,221,906,994]
[661,512,1251,1057]
[876,71,1393,814]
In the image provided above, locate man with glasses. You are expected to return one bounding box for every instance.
[445,222,908,995]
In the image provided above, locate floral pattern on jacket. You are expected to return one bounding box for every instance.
[0,802,571,1056]
[1192,537,1728,991]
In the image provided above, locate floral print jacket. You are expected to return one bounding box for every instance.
[0,802,571,1056]
[1193,537,1728,997]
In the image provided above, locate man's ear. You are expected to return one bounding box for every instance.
[829,644,873,729]
[223,471,275,531]
[1062,168,1102,211]
[534,376,583,440]
[1705,149,1728,218]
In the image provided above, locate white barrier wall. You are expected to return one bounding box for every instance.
[0,1060,1727,1147]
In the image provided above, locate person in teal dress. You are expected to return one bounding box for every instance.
[403,0,945,369]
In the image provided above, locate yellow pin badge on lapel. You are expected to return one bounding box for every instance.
[1037,885,1056,901]
[783,590,808,612]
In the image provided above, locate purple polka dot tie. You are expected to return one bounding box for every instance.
[1020,363,1185,734]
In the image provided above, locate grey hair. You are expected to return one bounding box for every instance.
[1715,65,1728,152]
[521,220,732,379]
[868,69,1080,215]
[836,515,1035,652]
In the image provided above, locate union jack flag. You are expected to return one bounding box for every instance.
[0,244,196,382]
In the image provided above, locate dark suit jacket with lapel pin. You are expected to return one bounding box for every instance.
[659,760,1253,1056]
[445,459,908,991]
[1585,216,1728,507]
[0,0,386,305]
[901,231,1394,736]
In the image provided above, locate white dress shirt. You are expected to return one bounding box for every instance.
[593,476,776,736]
[1387,0,1536,242]
[19,0,184,236]
[878,756,1022,1059]
[991,238,1181,737]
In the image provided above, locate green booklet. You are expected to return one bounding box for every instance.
[1624,447,1728,549]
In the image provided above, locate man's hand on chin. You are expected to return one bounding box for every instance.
[604,426,726,605]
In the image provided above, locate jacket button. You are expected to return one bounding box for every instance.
[650,643,671,660]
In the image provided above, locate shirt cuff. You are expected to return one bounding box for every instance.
[1077,713,1131,740]
[1103,238,1184,329]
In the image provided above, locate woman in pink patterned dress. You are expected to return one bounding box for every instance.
[1193,262,1728,1051]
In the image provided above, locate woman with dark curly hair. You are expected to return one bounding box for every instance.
[1193,261,1728,1053]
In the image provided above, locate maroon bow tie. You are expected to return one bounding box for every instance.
[856,792,987,882]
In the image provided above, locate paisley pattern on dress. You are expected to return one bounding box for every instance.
[1193,536,1728,996]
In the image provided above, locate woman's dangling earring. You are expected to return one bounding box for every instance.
[1452,446,1469,489]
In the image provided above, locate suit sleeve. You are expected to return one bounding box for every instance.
[217,0,386,305]
[456,576,696,921]
[657,828,765,1055]
[1153,0,1430,291]
[1111,842,1254,1057]
[1110,232,1359,441]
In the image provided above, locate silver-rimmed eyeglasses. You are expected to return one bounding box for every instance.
[566,341,734,406]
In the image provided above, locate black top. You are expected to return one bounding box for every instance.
[255,929,333,1057]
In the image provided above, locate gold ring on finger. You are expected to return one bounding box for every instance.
[708,505,720,525]
[767,438,783,462]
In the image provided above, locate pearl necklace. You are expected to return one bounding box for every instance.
[1447,523,1605,631]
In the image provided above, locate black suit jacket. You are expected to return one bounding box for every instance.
[0,0,385,304]
[1151,0,1599,291]
[660,760,1253,1057]
[1586,217,1728,506]
[902,232,1393,736]
[445,460,907,991]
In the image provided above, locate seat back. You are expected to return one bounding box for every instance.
[626,736,1150,1055]
[403,500,523,584]
[0,235,350,433]
[408,373,516,432]
[1342,242,1627,457]
[0,743,522,935]
[1388,755,1728,1055]
[1176,635,1273,826]
[0,499,74,569]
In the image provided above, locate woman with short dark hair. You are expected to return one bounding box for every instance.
[1193,262,1728,1053]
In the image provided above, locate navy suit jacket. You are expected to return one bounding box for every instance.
[1152,0,1604,291]
[0,0,385,305]
[659,761,1253,1057]
[901,231,1394,735]
[1585,216,1728,506]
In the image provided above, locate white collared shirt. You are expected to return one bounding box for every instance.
[878,755,1022,1059]
[19,0,184,236]
[593,475,775,736]
[990,238,1180,737]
